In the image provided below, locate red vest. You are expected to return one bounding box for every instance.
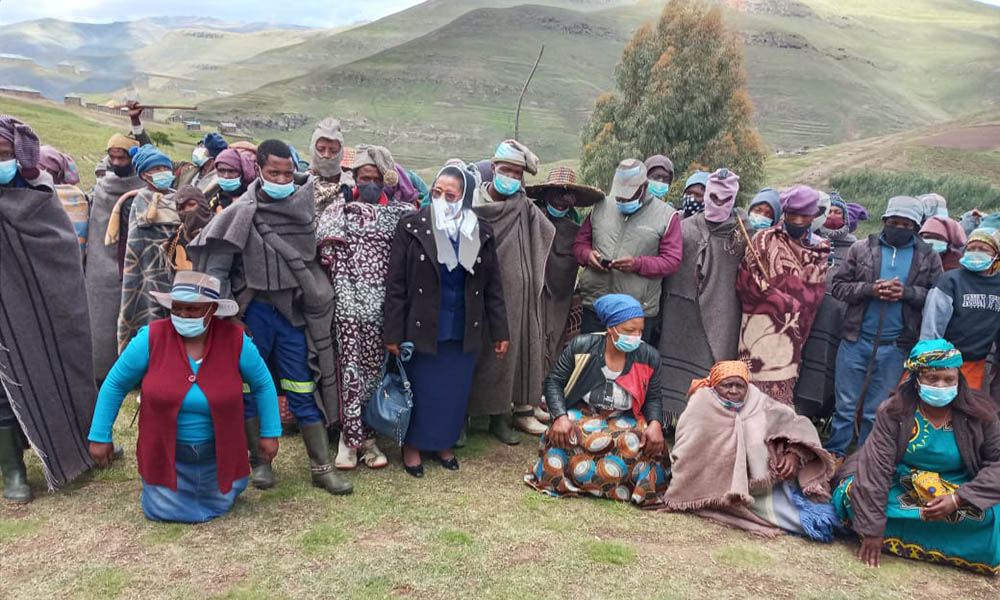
[138,318,249,493]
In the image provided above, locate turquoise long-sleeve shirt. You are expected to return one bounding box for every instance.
[89,326,281,444]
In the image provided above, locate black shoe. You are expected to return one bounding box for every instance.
[404,463,424,478]
[435,454,459,471]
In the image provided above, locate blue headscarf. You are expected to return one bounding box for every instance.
[593,294,644,328]
[202,132,228,157]
[128,144,172,175]
[749,187,782,223]
[904,339,963,372]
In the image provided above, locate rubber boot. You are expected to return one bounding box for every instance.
[301,423,353,495]
[489,414,521,446]
[244,417,275,490]
[0,425,31,503]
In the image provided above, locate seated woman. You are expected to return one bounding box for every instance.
[833,339,1000,575]
[652,360,839,541]
[88,271,281,523]
[525,293,668,505]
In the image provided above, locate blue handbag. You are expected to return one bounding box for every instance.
[363,349,414,446]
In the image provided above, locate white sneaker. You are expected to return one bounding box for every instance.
[361,439,388,469]
[534,406,551,424]
[335,435,357,470]
[513,414,548,436]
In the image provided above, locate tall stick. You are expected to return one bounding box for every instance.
[514,45,545,141]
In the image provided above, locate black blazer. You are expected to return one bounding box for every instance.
[383,206,509,355]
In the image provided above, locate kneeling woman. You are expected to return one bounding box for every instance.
[88,272,281,523]
[525,294,668,505]
[833,339,1000,575]
[652,361,839,541]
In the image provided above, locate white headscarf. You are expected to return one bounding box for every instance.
[432,162,480,272]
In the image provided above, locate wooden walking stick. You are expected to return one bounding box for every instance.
[735,210,769,280]
[514,45,544,142]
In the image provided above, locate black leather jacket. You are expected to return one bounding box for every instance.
[544,333,664,424]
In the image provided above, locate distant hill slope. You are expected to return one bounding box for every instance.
[196,0,999,167]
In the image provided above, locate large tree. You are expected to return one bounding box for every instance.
[580,0,767,202]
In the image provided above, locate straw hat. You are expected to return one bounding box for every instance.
[525,166,604,208]
[150,271,239,317]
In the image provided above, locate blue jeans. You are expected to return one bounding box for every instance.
[141,441,249,523]
[825,337,906,457]
[242,300,324,425]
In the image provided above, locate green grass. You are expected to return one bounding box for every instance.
[581,539,638,565]
[300,522,350,556]
[73,566,131,600]
[0,518,41,544]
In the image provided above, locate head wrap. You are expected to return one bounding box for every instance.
[904,339,963,373]
[846,202,869,233]
[38,145,80,185]
[0,114,40,170]
[310,117,345,178]
[781,185,822,217]
[688,360,750,396]
[811,191,831,231]
[821,194,849,236]
[966,228,1000,275]
[643,154,674,180]
[202,132,228,157]
[883,196,924,228]
[128,144,172,175]
[107,133,140,152]
[920,216,966,251]
[215,146,257,187]
[703,168,739,223]
[749,187,782,223]
[683,170,709,193]
[918,193,947,221]
[353,144,399,186]
[431,162,480,273]
[491,139,539,176]
[174,185,212,241]
[593,294,644,328]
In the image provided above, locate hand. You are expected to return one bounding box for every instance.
[641,421,666,457]
[127,101,144,124]
[547,415,574,449]
[494,340,509,360]
[970,209,984,220]
[775,451,798,480]
[922,494,960,521]
[587,250,609,272]
[259,437,279,463]
[89,441,115,468]
[858,535,883,568]
[386,343,400,356]
[883,278,904,302]
[611,255,637,273]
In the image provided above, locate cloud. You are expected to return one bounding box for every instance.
[0,0,424,27]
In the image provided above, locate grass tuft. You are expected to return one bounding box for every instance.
[74,566,131,600]
[581,539,637,565]
[300,522,349,556]
[0,518,42,544]
[714,544,775,568]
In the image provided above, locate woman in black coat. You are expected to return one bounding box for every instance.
[383,162,509,477]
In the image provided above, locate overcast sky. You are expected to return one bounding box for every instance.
[0,0,425,27]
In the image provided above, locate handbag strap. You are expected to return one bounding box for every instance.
[383,352,412,389]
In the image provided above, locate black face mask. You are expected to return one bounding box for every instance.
[111,164,133,178]
[784,221,810,240]
[357,182,384,204]
[883,225,915,248]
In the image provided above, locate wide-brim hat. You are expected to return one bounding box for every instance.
[525,166,604,208]
[150,271,239,317]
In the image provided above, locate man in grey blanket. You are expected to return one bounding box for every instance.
[189,139,351,496]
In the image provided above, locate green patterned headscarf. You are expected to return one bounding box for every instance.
[904,339,963,373]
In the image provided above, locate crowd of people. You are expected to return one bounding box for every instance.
[0,106,998,576]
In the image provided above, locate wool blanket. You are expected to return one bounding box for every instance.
[542,211,580,371]
[469,185,554,415]
[316,197,413,447]
[190,174,339,423]
[736,228,830,404]
[0,180,96,488]
[86,172,144,380]
[659,212,748,412]
[650,385,835,537]
[791,293,845,418]
[118,189,179,350]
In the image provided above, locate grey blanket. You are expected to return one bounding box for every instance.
[469,186,554,415]
[0,179,96,488]
[85,172,144,380]
[542,212,580,371]
[659,212,748,412]
[792,293,845,418]
[190,174,339,423]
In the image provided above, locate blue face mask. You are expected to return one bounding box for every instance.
[647,180,669,198]
[924,238,947,254]
[748,212,773,230]
[918,383,957,407]
[261,177,295,200]
[493,172,522,196]
[547,203,570,218]
[150,171,175,190]
[0,159,17,184]
[171,314,208,338]
[960,251,996,273]
[192,147,209,167]
[217,176,242,192]
[613,328,642,353]
[617,199,641,215]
